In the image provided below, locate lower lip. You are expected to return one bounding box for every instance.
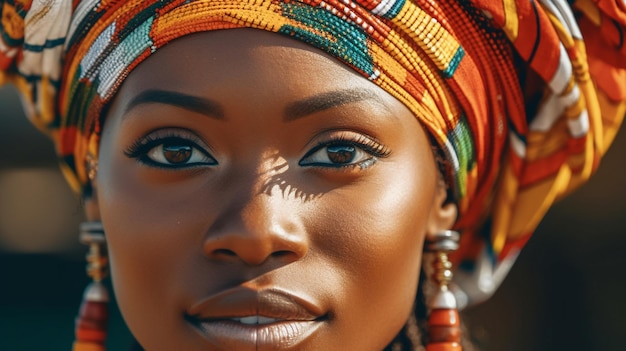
[189,319,323,350]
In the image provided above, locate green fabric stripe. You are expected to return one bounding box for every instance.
[448,115,475,199]
[279,2,374,76]
[443,46,465,78]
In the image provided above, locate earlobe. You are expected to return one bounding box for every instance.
[426,180,458,235]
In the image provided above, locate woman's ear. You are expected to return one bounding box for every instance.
[426,179,458,235]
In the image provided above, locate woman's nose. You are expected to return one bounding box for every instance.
[202,185,309,266]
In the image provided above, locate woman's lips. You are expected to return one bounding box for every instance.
[186,287,326,350]
[190,319,321,351]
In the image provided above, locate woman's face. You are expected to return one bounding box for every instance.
[95,29,453,351]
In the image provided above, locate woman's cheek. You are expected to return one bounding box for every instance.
[301,159,433,335]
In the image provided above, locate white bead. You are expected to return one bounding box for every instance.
[430,288,457,309]
[84,281,110,302]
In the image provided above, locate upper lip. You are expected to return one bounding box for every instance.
[187,286,326,322]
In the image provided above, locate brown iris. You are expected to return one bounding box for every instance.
[162,143,192,164]
[327,145,355,164]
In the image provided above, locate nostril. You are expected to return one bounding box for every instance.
[270,250,301,261]
[212,248,237,258]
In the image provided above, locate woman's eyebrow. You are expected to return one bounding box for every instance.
[284,88,392,121]
[123,89,225,120]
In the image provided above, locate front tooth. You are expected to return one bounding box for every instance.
[257,316,278,324]
[238,316,258,325]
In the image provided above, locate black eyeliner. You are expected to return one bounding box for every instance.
[124,129,216,169]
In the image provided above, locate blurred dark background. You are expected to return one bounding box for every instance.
[0,84,624,350]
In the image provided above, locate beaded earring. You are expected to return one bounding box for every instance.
[72,221,109,351]
[424,230,462,351]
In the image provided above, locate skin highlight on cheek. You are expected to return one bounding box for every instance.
[94,29,447,351]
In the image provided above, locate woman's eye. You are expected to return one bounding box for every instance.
[299,143,374,168]
[125,133,217,169]
[147,141,214,166]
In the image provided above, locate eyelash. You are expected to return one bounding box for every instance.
[124,129,215,169]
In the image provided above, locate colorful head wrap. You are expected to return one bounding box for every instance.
[1,0,625,306]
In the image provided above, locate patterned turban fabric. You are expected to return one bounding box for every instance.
[1,0,625,306]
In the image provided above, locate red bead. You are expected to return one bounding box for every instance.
[426,341,462,351]
[76,328,107,342]
[76,317,107,331]
[428,308,460,326]
[75,300,108,343]
[428,325,462,343]
[79,301,108,321]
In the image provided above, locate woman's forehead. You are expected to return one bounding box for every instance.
[126,29,360,88]
[112,29,405,122]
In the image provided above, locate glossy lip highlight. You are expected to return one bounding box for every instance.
[186,287,327,350]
